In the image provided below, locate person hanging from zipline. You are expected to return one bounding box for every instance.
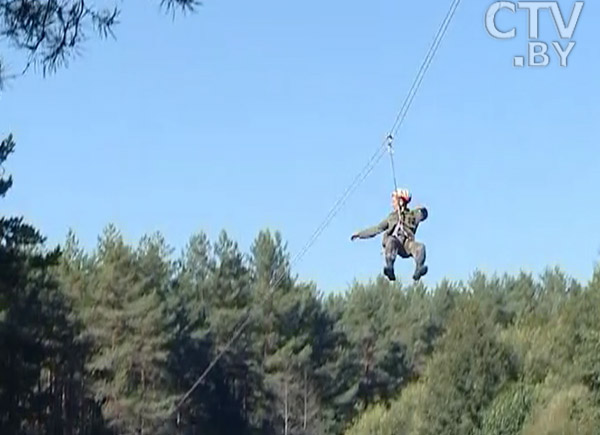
[351,188,428,282]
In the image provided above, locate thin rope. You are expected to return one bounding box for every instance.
[387,136,399,193]
[167,0,462,421]
[388,0,462,141]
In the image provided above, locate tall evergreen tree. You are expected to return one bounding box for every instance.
[250,230,327,435]
[418,298,516,435]
[167,232,214,432]
[335,280,410,412]
[85,226,175,434]
[56,230,108,434]
[202,231,257,434]
[132,233,178,434]
[1,135,75,434]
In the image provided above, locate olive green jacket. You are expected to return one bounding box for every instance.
[355,207,428,240]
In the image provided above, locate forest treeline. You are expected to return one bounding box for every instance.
[2,136,600,435]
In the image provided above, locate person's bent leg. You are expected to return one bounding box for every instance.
[383,236,400,281]
[407,240,428,281]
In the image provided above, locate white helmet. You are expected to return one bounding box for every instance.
[392,188,412,204]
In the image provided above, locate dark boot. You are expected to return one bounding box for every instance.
[413,265,428,281]
[383,236,399,282]
[383,266,396,281]
[409,241,427,281]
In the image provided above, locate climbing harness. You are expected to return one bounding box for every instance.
[165,0,463,421]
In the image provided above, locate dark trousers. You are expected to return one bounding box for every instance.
[383,234,426,275]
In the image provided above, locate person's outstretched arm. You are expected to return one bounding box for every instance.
[351,217,389,240]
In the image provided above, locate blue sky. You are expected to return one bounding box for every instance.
[1,0,599,292]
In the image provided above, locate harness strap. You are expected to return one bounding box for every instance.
[392,208,411,239]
